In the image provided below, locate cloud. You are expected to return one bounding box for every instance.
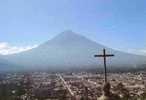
[113,47,146,56]
[126,48,146,56]
[0,42,38,55]
[139,49,146,54]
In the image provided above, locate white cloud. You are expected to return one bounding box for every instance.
[126,48,146,56]
[139,49,146,54]
[111,47,146,56]
[0,42,38,55]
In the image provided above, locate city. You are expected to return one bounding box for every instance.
[0,71,146,100]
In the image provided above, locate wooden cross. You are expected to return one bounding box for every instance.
[94,49,114,83]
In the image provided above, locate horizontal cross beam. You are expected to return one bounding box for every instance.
[94,54,114,57]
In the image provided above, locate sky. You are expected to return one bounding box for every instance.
[0,0,145,55]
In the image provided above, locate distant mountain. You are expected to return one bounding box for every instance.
[2,30,146,71]
[0,56,18,72]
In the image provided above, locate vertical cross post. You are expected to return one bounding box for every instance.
[103,49,107,82]
[94,49,114,83]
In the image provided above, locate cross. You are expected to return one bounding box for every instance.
[94,49,114,83]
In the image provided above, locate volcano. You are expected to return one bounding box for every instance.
[2,30,146,71]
